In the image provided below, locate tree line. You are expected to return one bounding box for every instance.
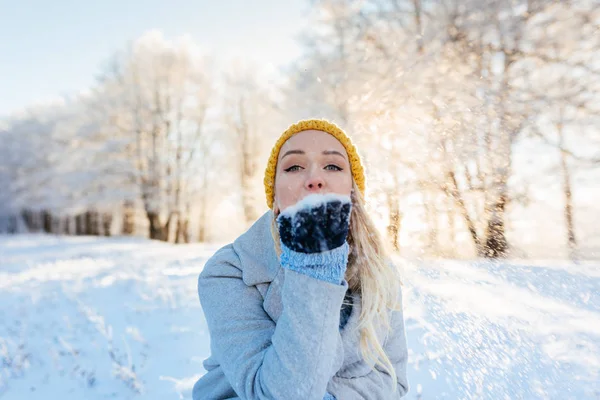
[1,1,598,260]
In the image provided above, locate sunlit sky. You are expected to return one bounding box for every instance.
[0,0,308,116]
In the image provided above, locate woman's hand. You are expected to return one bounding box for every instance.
[276,194,352,285]
[277,193,352,253]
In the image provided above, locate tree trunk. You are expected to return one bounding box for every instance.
[147,211,162,240]
[42,210,52,233]
[76,214,85,235]
[558,122,577,260]
[164,214,172,242]
[386,191,402,252]
[242,192,257,224]
[482,55,516,259]
[484,192,509,258]
[241,169,257,225]
[198,206,207,243]
[561,164,577,260]
[198,221,206,243]
[85,211,100,235]
[102,213,113,236]
[64,216,73,235]
[85,211,92,235]
[174,213,182,244]
[182,203,191,243]
[21,210,35,232]
[239,114,258,225]
[174,213,190,244]
[177,218,190,244]
[412,0,424,54]
[122,201,135,235]
[445,170,482,255]
[146,211,170,241]
[7,215,17,234]
[52,216,61,234]
[447,196,456,252]
[424,190,438,252]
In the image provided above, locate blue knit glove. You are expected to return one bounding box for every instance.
[279,241,349,284]
[324,392,336,400]
[277,194,352,285]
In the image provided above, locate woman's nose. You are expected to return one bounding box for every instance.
[305,175,325,192]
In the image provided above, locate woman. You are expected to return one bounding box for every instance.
[193,119,409,399]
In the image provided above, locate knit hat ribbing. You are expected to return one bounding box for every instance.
[263,119,366,209]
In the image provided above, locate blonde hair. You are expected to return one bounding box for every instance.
[271,180,404,392]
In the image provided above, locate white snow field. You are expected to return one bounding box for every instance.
[0,234,598,399]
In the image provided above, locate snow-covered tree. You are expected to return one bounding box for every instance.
[93,31,214,241]
[288,0,600,258]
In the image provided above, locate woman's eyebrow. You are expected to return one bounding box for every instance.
[281,149,305,159]
[280,149,347,160]
[322,150,347,160]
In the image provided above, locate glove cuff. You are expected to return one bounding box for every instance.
[279,240,349,285]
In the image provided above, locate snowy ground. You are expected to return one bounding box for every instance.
[0,235,598,399]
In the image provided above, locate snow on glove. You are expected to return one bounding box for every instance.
[277,193,352,285]
[278,193,352,253]
[323,391,337,400]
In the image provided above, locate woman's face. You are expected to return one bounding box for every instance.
[274,129,353,214]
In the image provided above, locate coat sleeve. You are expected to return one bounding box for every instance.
[327,286,409,399]
[198,244,348,400]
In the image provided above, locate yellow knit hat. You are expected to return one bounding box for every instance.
[263,119,366,209]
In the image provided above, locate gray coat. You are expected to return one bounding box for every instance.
[192,211,409,400]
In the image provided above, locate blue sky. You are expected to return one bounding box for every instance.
[0,0,308,116]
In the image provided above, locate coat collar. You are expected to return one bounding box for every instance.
[232,210,282,286]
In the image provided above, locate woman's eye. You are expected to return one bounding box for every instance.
[325,164,343,171]
[284,165,302,172]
